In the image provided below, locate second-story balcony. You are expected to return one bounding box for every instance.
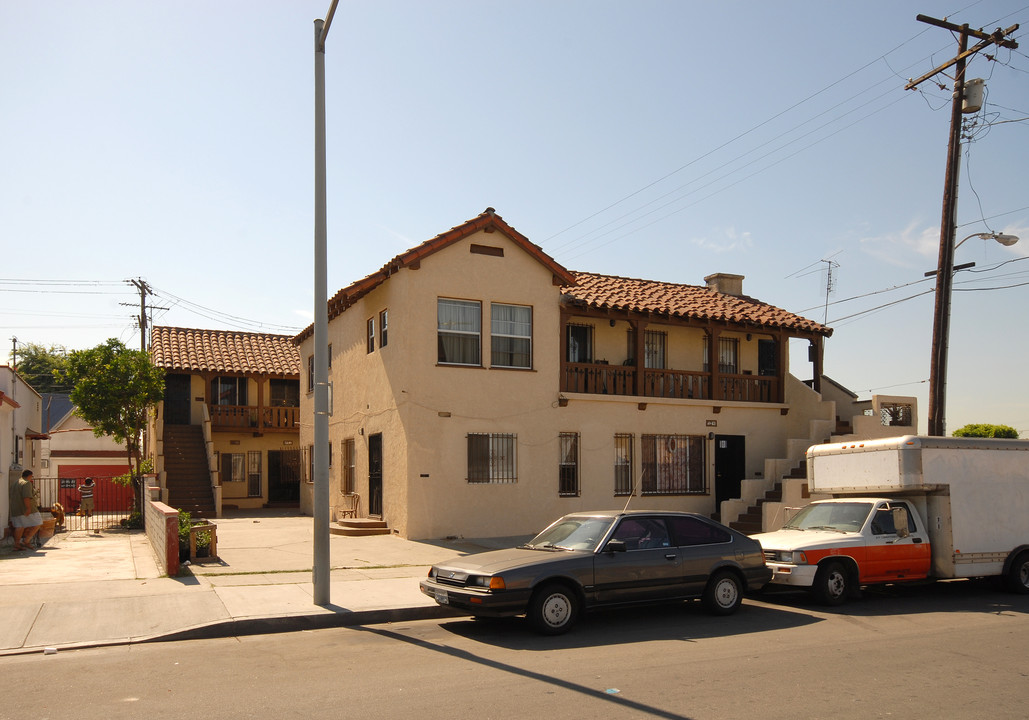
[561,362,781,404]
[209,404,300,432]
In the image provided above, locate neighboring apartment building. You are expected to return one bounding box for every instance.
[150,327,302,515]
[295,209,841,540]
[1,366,43,536]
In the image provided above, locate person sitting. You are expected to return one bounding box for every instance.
[10,469,42,551]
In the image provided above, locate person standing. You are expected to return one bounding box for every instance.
[10,469,42,551]
[77,477,95,517]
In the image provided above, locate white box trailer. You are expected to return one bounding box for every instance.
[753,435,1029,605]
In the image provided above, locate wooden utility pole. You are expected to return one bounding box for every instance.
[905,15,1018,437]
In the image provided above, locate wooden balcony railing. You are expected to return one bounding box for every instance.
[562,363,635,395]
[560,363,780,404]
[643,369,710,400]
[209,405,299,432]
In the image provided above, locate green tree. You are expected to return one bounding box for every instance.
[62,339,165,510]
[952,423,1020,439]
[11,343,72,394]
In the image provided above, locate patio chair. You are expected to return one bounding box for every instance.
[333,493,360,521]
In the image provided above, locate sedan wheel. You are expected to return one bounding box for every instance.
[702,570,742,615]
[529,583,579,635]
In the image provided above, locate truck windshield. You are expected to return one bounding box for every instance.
[523,516,615,551]
[783,502,873,533]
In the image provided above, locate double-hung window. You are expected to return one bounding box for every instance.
[438,299,481,365]
[491,303,532,369]
[467,433,517,483]
[367,318,375,353]
[558,432,580,496]
[379,309,388,348]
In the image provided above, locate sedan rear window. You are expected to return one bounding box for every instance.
[667,516,731,546]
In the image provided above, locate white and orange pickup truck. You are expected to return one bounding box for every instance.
[753,435,1029,605]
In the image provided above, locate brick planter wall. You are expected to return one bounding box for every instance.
[145,485,180,576]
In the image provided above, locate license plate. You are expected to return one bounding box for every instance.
[434,589,449,605]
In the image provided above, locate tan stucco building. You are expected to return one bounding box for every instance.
[295,209,873,541]
[150,327,302,516]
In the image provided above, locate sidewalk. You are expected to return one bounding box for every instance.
[0,511,525,656]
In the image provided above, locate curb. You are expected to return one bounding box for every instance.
[0,605,466,658]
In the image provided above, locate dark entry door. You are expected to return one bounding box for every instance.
[714,435,746,506]
[368,433,383,516]
[268,449,301,505]
[164,374,191,425]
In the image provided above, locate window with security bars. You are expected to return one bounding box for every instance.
[880,403,913,427]
[641,435,706,495]
[703,337,739,374]
[342,438,355,494]
[614,433,634,495]
[467,433,517,483]
[645,330,666,369]
[247,451,261,497]
[558,433,579,496]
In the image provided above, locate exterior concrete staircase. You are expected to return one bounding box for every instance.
[163,424,216,518]
[718,375,835,535]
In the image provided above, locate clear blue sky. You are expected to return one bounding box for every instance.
[2,1,1027,435]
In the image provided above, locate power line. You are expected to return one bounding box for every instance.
[544,22,967,253]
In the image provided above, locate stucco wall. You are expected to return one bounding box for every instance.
[299,228,822,540]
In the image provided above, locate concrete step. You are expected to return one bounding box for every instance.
[330,518,390,536]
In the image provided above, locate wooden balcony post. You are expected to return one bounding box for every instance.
[257,377,265,429]
[709,329,721,401]
[811,336,824,394]
[632,319,646,395]
[776,331,787,403]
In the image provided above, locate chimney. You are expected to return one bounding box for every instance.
[704,273,744,296]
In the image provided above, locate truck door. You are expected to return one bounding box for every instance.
[862,501,932,582]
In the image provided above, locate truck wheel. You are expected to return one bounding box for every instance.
[529,582,579,635]
[1007,552,1029,595]
[702,570,743,615]
[812,561,849,606]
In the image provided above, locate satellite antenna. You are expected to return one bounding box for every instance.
[821,259,840,325]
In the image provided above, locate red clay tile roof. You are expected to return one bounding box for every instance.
[151,326,301,376]
[565,272,831,337]
[294,208,576,344]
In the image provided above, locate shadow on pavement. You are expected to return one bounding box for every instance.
[750,577,1029,617]
[436,598,820,650]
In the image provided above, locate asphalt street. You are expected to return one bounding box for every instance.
[2,579,1026,720]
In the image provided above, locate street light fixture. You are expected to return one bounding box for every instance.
[313,0,339,608]
[927,230,1019,437]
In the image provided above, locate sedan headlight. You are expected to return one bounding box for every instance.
[469,575,506,590]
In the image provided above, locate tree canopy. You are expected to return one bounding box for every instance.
[62,339,165,478]
[952,423,1020,439]
[11,343,72,394]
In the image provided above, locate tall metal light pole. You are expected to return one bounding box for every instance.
[313,0,339,607]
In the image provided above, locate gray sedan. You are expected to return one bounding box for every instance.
[419,510,772,634]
